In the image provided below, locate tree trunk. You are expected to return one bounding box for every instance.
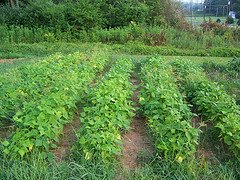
[8,0,14,7]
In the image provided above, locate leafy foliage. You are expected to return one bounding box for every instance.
[1,51,109,158]
[139,57,199,162]
[0,0,185,30]
[172,60,240,159]
[77,58,134,161]
[228,57,240,74]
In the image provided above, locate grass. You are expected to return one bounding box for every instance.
[0,42,109,59]
[0,43,110,73]
[0,152,118,180]
[1,42,240,61]
[162,56,231,65]
[0,147,239,179]
[0,58,41,74]
[185,16,239,26]
[0,41,232,75]
[204,66,240,103]
[120,55,231,65]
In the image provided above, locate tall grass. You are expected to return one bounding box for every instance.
[1,24,240,51]
[0,24,74,44]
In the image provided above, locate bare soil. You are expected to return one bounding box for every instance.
[0,126,13,140]
[53,112,81,163]
[192,116,227,162]
[52,64,111,163]
[0,58,23,63]
[121,78,153,170]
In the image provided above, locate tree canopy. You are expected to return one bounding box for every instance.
[0,0,186,30]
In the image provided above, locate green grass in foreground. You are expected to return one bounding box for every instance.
[0,148,239,180]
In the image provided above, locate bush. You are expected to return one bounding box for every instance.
[226,16,235,25]
[172,60,240,160]
[200,20,228,36]
[228,57,240,74]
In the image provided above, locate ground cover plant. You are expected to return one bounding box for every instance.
[1,50,110,158]
[76,57,134,161]
[0,50,240,179]
[172,60,240,159]
[139,57,199,162]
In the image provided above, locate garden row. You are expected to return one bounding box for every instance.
[76,58,134,161]
[1,55,239,163]
[172,61,240,159]
[1,51,109,158]
[139,58,199,162]
[139,57,239,162]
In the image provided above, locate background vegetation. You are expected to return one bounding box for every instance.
[0,0,240,57]
[0,0,186,30]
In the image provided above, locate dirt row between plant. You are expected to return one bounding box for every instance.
[52,64,154,167]
[52,59,113,163]
[0,58,23,63]
[121,77,153,170]
[53,111,81,163]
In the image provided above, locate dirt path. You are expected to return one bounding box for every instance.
[53,61,112,163]
[0,126,13,140]
[53,112,81,163]
[121,77,153,170]
[0,58,24,64]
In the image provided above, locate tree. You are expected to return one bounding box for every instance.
[100,0,148,28]
[0,0,188,29]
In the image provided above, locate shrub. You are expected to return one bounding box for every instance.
[226,16,235,25]
[228,57,240,75]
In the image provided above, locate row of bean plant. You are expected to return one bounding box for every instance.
[1,52,109,158]
[0,52,99,121]
[139,58,199,162]
[172,60,240,159]
[77,58,134,161]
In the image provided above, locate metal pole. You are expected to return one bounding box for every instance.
[228,0,230,16]
[190,0,193,26]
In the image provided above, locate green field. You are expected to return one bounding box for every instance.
[185,16,239,26]
[0,43,239,179]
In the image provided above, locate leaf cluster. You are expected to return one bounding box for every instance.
[1,51,109,158]
[173,60,240,159]
[77,58,134,161]
[139,58,199,162]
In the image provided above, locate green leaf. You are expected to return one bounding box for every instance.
[35,139,43,147]
[3,149,10,154]
[81,112,86,117]
[2,140,10,146]
[18,149,26,158]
